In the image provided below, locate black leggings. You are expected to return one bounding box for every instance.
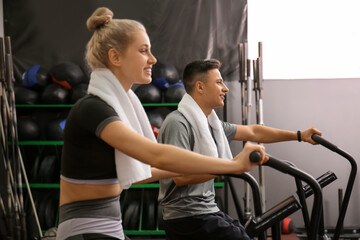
[163,211,252,240]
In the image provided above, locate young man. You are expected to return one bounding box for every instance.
[157,59,321,240]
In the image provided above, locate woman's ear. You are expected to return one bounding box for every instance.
[108,48,122,67]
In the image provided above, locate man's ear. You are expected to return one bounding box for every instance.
[195,81,205,94]
[108,48,122,67]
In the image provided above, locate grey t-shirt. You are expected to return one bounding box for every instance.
[158,110,237,220]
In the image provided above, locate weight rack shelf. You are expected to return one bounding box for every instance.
[124,230,166,235]
[19,141,64,145]
[16,103,179,108]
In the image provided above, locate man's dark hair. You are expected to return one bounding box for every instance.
[182,59,221,93]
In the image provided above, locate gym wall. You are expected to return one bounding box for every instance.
[4,0,246,83]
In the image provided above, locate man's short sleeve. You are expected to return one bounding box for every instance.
[221,121,237,143]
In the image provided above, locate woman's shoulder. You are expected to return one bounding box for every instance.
[74,94,113,111]
[70,94,117,121]
[76,94,105,105]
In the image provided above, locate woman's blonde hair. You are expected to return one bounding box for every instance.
[85,7,145,70]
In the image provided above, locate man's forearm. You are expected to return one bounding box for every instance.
[250,125,297,143]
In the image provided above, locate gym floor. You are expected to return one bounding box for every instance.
[271,234,300,240]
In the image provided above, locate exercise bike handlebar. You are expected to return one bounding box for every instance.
[249,151,323,240]
[311,134,357,240]
[311,134,339,152]
[250,151,262,163]
[225,172,263,217]
[250,151,299,174]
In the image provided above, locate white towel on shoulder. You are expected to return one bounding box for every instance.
[178,93,233,159]
[87,68,153,189]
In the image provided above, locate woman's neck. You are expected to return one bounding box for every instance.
[108,67,132,92]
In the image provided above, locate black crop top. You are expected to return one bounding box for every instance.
[61,95,120,180]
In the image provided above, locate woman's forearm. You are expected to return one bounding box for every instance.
[101,121,266,176]
[149,143,238,175]
[133,168,183,184]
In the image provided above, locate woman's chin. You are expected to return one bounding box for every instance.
[137,78,152,85]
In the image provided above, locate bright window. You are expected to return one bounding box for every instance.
[248,0,360,79]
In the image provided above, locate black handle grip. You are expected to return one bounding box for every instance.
[250,151,261,163]
[250,152,290,173]
[311,134,338,152]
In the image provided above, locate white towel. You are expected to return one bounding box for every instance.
[87,68,153,189]
[178,93,233,159]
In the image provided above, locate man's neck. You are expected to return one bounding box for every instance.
[191,94,212,116]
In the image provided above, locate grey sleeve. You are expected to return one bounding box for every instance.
[158,114,193,151]
[221,121,237,143]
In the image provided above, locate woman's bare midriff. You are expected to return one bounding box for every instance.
[60,179,123,206]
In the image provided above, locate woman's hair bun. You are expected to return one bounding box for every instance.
[87,7,114,31]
